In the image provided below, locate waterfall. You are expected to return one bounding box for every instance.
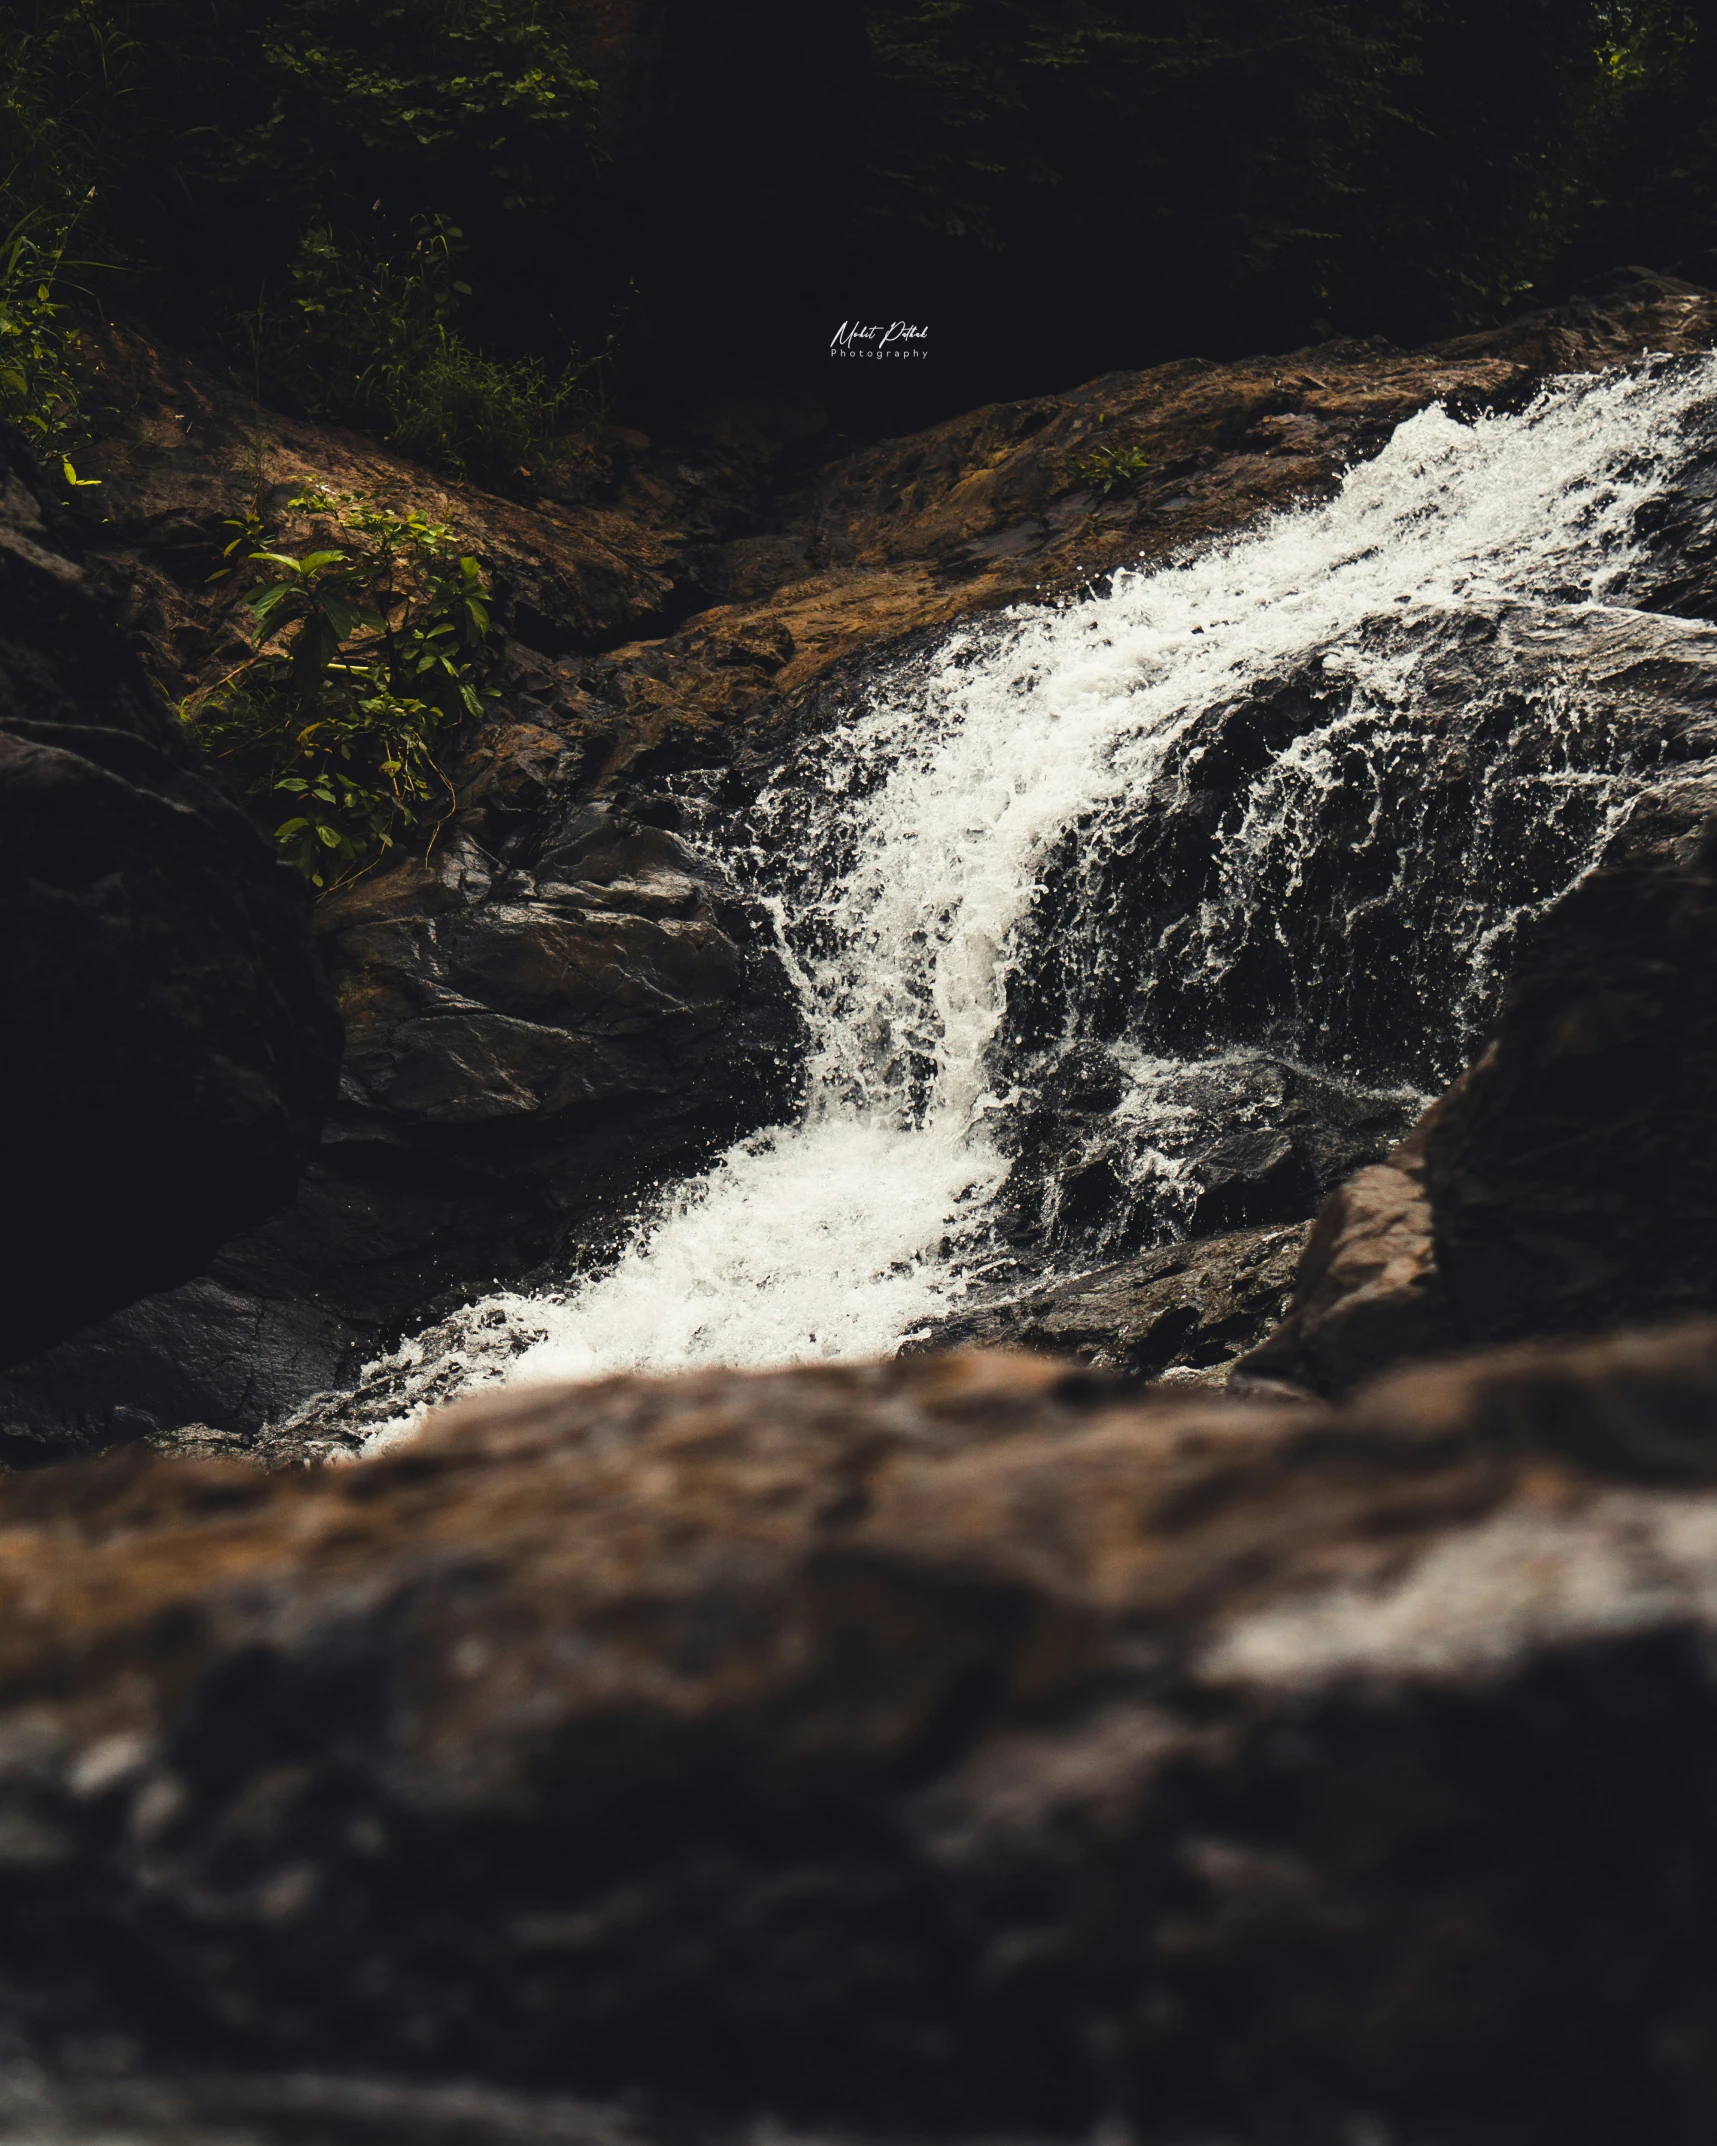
[321,354,1717,1439]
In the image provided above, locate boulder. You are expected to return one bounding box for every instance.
[1424,771,1717,1343]
[1235,1130,1455,1397]
[1248,767,1717,1394]
[5,1330,1717,2141]
[0,430,342,1374]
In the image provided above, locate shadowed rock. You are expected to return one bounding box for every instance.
[1248,765,1717,1393]
[0,430,341,1376]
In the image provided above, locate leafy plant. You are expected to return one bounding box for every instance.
[1074,439,1152,495]
[183,482,495,888]
[0,211,97,479]
[0,0,601,469]
[257,214,604,482]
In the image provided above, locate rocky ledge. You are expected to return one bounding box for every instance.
[6,1324,1717,2143]
[909,1219,1311,1384]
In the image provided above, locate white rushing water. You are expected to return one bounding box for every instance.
[344,355,1717,1431]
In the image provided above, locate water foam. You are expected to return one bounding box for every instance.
[333,356,1717,1432]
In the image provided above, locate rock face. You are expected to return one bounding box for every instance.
[7,270,1717,1442]
[0,429,341,1379]
[8,1330,1717,2142]
[1249,764,1717,1394]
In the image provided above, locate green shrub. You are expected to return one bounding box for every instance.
[0,0,601,477]
[0,213,102,482]
[183,482,495,889]
[1074,440,1152,495]
[257,215,604,484]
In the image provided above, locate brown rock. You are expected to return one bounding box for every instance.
[3,1330,1717,2137]
[1234,1124,1456,1397]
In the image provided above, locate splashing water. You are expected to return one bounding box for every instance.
[330,356,1717,1431]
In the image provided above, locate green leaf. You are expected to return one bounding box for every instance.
[316,592,382,641]
[244,582,300,625]
[291,610,343,680]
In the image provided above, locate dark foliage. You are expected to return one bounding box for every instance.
[837,0,1717,416]
[2,0,1716,440]
[0,0,599,465]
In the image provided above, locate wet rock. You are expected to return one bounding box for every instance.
[1010,605,1717,1095]
[995,1045,1418,1264]
[1245,765,1717,1393]
[909,1219,1310,1384]
[0,806,804,1448]
[963,599,1717,1300]
[5,1329,1717,2142]
[0,429,341,1373]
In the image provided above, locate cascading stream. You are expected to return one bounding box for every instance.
[328,355,1717,1434]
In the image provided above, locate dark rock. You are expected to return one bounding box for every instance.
[5,1330,1717,2142]
[1244,765,1717,1394]
[0,808,805,1446]
[1425,771,1717,1344]
[0,429,341,1373]
[1007,605,1717,1099]
[994,1046,1418,1264]
[966,600,1717,1302]
[908,1219,1310,1384]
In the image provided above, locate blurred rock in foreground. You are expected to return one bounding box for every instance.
[3,1329,1717,2141]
